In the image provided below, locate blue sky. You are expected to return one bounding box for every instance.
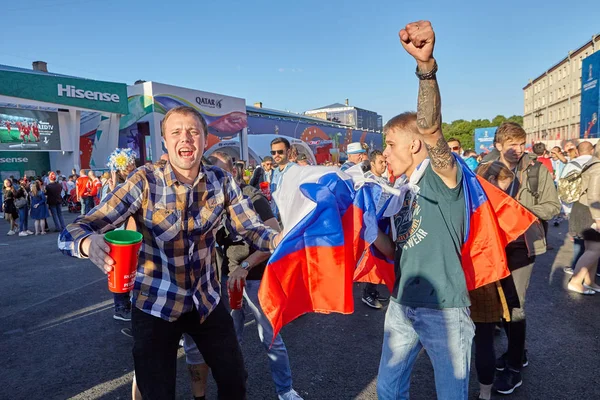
[3,0,599,123]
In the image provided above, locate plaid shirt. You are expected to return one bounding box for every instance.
[58,161,278,322]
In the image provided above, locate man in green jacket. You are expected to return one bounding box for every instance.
[483,122,560,395]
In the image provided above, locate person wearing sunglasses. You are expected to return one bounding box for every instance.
[447,137,463,155]
[270,137,296,222]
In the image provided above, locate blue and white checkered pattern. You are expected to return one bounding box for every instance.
[59,161,277,322]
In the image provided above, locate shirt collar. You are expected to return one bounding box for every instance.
[163,160,206,188]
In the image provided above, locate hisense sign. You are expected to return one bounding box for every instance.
[57,84,121,103]
[0,69,128,114]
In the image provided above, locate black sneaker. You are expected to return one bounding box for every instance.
[361,294,382,309]
[493,368,522,395]
[114,308,132,322]
[496,350,528,371]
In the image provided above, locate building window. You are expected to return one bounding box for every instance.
[542,97,546,106]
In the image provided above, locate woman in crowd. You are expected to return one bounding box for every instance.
[472,161,516,400]
[30,181,49,235]
[15,179,33,237]
[3,179,19,235]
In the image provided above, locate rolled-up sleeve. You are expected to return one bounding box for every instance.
[58,171,146,258]
[224,176,278,252]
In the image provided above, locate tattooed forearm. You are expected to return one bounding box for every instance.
[188,364,206,383]
[425,136,455,170]
[416,77,441,134]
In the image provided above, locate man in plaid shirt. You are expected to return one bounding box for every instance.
[59,106,281,399]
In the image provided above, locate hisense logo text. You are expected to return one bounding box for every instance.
[57,84,120,103]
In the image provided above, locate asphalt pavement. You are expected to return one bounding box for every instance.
[0,211,599,399]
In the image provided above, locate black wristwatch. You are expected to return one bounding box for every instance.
[415,60,438,80]
[241,261,250,270]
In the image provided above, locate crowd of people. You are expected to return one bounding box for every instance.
[2,171,69,236]
[0,20,595,400]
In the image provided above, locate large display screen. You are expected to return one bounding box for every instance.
[0,107,61,151]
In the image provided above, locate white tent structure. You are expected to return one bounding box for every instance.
[205,134,317,165]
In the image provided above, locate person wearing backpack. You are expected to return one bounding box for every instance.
[561,142,600,283]
[481,122,560,395]
[564,142,600,295]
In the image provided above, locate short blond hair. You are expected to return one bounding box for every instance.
[383,112,419,137]
[495,122,526,145]
[160,106,208,137]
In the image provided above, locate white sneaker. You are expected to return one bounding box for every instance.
[279,389,304,400]
[25,230,34,235]
[7,230,15,236]
[18,231,28,237]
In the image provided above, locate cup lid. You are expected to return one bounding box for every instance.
[104,230,143,245]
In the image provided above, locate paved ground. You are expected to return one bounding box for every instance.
[0,211,599,399]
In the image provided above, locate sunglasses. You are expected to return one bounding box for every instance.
[451,146,460,151]
[270,150,285,155]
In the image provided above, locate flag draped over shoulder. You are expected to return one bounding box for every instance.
[458,157,539,290]
[258,160,539,340]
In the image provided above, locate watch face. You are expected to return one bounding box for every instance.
[241,261,249,269]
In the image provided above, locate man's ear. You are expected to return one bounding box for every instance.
[410,138,422,154]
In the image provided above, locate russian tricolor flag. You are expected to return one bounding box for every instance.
[258,166,395,339]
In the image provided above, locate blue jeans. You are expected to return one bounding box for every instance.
[84,197,95,214]
[231,279,293,395]
[18,206,29,232]
[377,301,475,400]
[48,204,66,231]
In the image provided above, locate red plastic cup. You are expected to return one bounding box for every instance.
[259,181,271,201]
[104,230,143,293]
[228,280,245,310]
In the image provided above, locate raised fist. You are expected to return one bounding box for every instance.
[399,20,435,64]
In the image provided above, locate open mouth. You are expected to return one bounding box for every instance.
[178,148,194,159]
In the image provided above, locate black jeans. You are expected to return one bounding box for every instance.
[363,282,377,296]
[504,245,535,371]
[474,322,496,385]
[132,301,247,399]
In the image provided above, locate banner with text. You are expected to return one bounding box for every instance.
[474,127,497,153]
[0,70,128,114]
[581,51,600,139]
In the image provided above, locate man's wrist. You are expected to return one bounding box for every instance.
[416,58,436,73]
[78,234,93,258]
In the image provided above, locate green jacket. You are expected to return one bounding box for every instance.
[483,153,561,257]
